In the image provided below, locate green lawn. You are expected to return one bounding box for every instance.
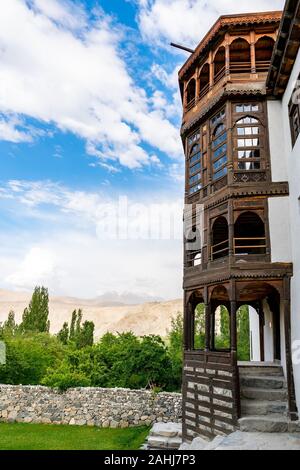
[0,422,149,450]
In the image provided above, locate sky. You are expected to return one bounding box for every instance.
[0,0,284,301]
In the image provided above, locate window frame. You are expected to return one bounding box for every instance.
[233,112,263,172]
[187,132,202,196]
[210,108,228,181]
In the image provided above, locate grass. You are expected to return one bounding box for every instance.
[0,422,149,450]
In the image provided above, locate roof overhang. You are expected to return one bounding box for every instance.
[267,0,300,96]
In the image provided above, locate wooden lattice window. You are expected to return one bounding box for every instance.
[187,130,202,195]
[235,115,262,170]
[211,108,228,181]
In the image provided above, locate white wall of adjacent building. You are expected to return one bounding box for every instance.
[281,47,300,412]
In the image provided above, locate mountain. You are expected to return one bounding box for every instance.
[0,289,182,339]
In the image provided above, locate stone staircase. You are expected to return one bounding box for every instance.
[238,363,289,433]
[143,423,182,450]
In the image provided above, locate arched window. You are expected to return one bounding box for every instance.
[199,63,210,99]
[235,116,262,170]
[211,109,228,181]
[230,38,251,74]
[214,46,225,83]
[255,36,275,72]
[186,78,196,107]
[211,216,229,260]
[237,305,251,361]
[188,143,202,195]
[234,211,266,255]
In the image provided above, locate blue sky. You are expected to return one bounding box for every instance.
[0,0,284,301]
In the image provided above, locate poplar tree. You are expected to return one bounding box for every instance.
[21,287,50,333]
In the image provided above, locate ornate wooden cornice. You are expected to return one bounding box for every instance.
[202,182,289,210]
[179,11,282,79]
[184,263,293,290]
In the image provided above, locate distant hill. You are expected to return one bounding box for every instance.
[0,289,182,339]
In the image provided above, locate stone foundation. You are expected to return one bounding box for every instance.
[0,385,182,428]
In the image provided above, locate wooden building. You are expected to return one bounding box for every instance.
[178,7,300,441]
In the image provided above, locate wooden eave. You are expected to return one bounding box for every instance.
[267,0,300,96]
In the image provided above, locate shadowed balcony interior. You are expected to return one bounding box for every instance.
[230,38,251,74]
[255,36,275,72]
[234,211,266,255]
[214,46,226,83]
[199,63,210,99]
[211,216,229,260]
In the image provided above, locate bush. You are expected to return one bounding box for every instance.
[0,333,65,385]
[41,361,91,391]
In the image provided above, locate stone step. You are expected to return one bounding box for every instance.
[240,375,286,390]
[241,387,288,401]
[238,415,289,433]
[241,400,287,416]
[147,435,182,450]
[149,422,182,438]
[238,364,283,377]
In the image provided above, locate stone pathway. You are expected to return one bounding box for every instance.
[180,431,300,450]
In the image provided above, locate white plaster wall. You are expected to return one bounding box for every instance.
[249,306,260,362]
[281,47,300,411]
[263,300,274,362]
[268,197,292,263]
[267,100,288,182]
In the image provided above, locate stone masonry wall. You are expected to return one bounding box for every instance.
[0,385,182,428]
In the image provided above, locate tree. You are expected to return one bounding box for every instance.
[58,310,94,349]
[237,305,250,361]
[57,322,69,345]
[0,311,17,337]
[69,310,77,342]
[77,321,94,349]
[21,287,50,334]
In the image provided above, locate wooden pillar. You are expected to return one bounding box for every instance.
[209,51,214,89]
[283,277,298,421]
[195,69,200,100]
[225,34,230,76]
[228,200,234,259]
[258,303,265,362]
[230,281,237,353]
[184,297,194,351]
[250,31,256,74]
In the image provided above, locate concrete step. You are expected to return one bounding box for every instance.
[240,375,286,390]
[241,387,288,401]
[239,364,283,377]
[238,415,289,433]
[241,400,287,416]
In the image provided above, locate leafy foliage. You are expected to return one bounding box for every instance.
[20,287,50,334]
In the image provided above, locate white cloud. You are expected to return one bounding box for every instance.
[136,0,285,48]
[0,115,33,143]
[0,179,183,299]
[6,246,59,291]
[0,0,181,169]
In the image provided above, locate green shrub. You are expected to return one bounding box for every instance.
[0,333,65,385]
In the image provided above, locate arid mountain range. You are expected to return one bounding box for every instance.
[0,289,182,339]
